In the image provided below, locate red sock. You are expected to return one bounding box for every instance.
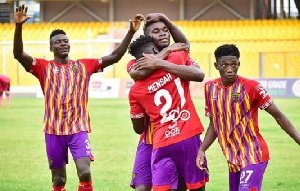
[78,181,93,191]
[52,185,66,191]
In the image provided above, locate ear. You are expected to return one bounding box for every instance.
[49,45,53,52]
[214,62,219,70]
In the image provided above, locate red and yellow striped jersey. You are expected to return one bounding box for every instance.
[139,115,154,144]
[205,76,273,171]
[29,58,103,135]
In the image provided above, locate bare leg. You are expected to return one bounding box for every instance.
[51,165,67,187]
[135,185,152,191]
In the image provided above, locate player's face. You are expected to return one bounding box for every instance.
[50,34,70,59]
[215,56,240,86]
[147,21,170,51]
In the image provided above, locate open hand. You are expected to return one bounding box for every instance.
[14,4,32,24]
[196,149,209,173]
[134,53,160,70]
[129,14,145,32]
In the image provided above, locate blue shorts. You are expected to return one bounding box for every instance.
[45,131,93,169]
[151,135,209,190]
[229,160,269,191]
[130,141,153,188]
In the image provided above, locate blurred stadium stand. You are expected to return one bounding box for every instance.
[0,0,299,87]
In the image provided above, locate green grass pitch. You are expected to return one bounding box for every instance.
[0,97,299,190]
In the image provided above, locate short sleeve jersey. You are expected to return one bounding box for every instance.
[205,76,273,170]
[129,51,204,150]
[29,58,103,135]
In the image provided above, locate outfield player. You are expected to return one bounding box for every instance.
[13,4,144,191]
[128,13,203,191]
[129,35,209,190]
[196,44,300,191]
[128,42,196,191]
[0,75,11,108]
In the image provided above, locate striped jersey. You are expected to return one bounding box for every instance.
[205,76,273,172]
[29,58,103,135]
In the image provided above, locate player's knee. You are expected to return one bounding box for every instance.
[78,172,91,182]
[52,175,66,186]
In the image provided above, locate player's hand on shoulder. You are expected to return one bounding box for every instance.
[134,54,160,71]
[168,43,189,53]
[15,4,32,24]
[129,14,145,32]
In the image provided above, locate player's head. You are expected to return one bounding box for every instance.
[49,29,70,59]
[128,35,159,60]
[144,21,170,51]
[214,44,240,86]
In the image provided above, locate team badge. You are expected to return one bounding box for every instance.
[72,65,79,74]
[231,92,240,103]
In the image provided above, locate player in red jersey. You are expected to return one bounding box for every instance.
[0,75,11,108]
[13,4,144,191]
[128,13,203,191]
[196,44,300,191]
[128,42,196,191]
[129,35,208,191]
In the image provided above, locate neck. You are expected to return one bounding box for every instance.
[54,56,69,64]
[221,76,237,87]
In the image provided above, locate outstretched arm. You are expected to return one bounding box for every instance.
[102,14,144,69]
[265,103,300,145]
[134,53,205,82]
[196,118,217,170]
[146,13,190,48]
[13,4,33,72]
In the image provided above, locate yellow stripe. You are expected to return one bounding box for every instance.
[72,63,79,133]
[56,66,64,134]
[44,64,51,134]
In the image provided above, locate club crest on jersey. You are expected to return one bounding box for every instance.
[231,92,240,103]
[72,65,79,74]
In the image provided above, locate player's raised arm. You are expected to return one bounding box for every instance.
[265,103,300,145]
[13,4,33,72]
[196,118,217,170]
[146,13,190,48]
[101,14,144,69]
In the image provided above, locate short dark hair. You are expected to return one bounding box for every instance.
[50,29,66,44]
[214,44,240,61]
[128,35,154,59]
[143,20,157,36]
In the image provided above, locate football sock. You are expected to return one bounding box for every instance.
[78,181,93,191]
[52,185,66,191]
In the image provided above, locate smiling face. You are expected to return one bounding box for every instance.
[215,56,240,86]
[50,34,70,59]
[145,21,170,51]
